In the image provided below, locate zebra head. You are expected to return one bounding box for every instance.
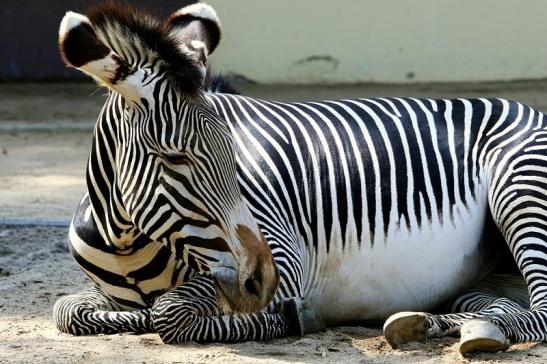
[58,3,278,313]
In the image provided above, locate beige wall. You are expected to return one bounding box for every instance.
[207,0,547,84]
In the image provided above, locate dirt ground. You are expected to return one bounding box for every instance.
[2,81,547,363]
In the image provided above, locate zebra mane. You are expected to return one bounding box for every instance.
[205,71,240,95]
[86,1,204,97]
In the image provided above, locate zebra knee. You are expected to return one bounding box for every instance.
[448,290,499,313]
[486,297,527,314]
[152,278,222,343]
[152,294,197,344]
[53,294,97,335]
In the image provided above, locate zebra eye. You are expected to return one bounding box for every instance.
[163,153,190,165]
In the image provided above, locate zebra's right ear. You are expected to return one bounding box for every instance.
[58,11,143,101]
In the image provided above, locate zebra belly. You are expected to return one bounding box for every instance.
[307,199,498,325]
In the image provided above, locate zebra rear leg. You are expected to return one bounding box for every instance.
[387,150,547,354]
[53,286,152,335]
[457,151,547,353]
[384,274,528,349]
[428,295,526,354]
[456,274,529,354]
[152,275,324,343]
[383,290,499,347]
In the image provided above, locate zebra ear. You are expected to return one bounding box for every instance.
[166,3,221,68]
[58,11,142,101]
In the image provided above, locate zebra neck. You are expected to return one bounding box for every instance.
[85,96,146,252]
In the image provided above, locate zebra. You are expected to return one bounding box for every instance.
[54,2,547,355]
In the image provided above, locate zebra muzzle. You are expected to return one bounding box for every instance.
[237,224,279,306]
[213,225,279,313]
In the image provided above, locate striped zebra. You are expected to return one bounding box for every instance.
[54,2,547,354]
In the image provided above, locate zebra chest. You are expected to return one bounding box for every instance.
[69,225,186,306]
[305,199,495,325]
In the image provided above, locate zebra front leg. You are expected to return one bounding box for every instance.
[53,286,153,335]
[152,275,324,343]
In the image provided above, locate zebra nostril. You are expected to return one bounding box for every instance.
[244,275,261,298]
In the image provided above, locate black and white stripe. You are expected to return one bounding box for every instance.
[54,2,547,353]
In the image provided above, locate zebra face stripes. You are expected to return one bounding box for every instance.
[114,90,279,313]
[58,4,278,313]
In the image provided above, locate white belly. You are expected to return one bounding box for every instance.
[305,199,497,325]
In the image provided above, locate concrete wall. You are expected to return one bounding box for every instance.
[208,0,547,84]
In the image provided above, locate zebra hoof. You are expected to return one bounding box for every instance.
[459,319,509,355]
[383,312,428,348]
[279,297,326,336]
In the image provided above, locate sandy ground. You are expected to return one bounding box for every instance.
[2,81,547,363]
[1,226,545,364]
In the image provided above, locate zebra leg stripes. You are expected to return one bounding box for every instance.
[457,134,547,351]
[53,286,153,335]
[152,275,290,343]
[423,274,530,339]
[54,275,322,343]
[385,270,542,353]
